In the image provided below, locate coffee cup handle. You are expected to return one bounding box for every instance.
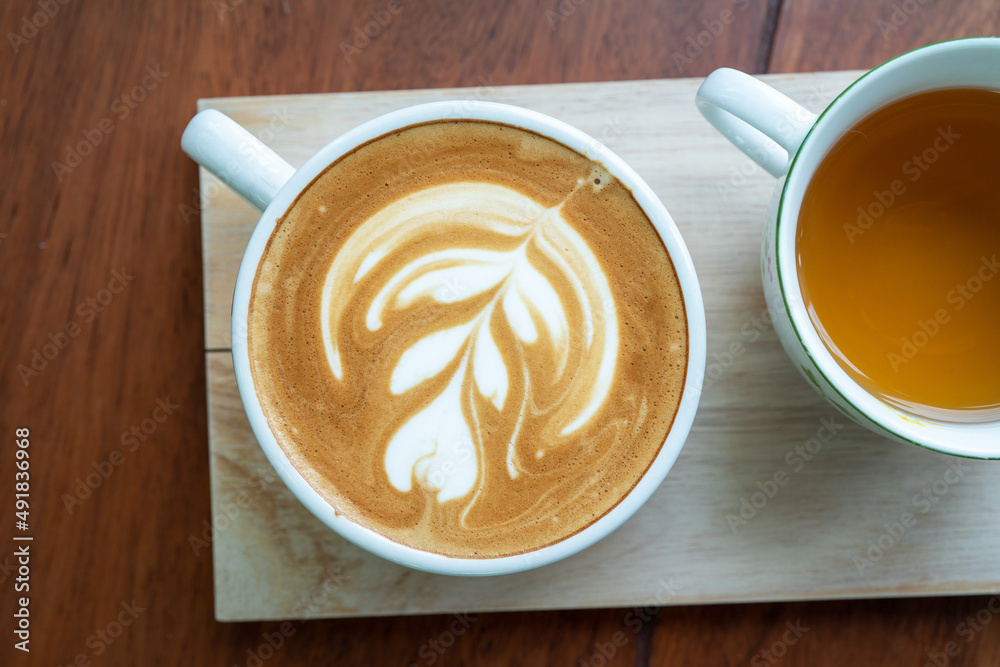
[695,68,818,178]
[181,109,295,211]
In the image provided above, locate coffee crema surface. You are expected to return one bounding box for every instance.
[248,120,688,558]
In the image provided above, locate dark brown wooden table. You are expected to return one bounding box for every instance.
[2,1,999,664]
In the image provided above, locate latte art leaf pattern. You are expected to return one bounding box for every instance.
[320,182,619,505]
[250,120,688,558]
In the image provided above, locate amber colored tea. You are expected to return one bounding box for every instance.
[797,87,1000,419]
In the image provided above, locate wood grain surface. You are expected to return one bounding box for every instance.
[1,1,998,666]
[200,72,1000,621]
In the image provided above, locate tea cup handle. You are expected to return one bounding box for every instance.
[181,109,295,212]
[695,68,818,178]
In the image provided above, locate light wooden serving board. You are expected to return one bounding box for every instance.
[200,72,1000,622]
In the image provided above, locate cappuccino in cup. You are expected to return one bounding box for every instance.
[248,119,688,557]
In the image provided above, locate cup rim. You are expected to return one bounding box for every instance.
[230,100,708,575]
[775,37,1000,460]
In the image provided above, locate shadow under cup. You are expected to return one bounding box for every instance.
[789,50,1000,425]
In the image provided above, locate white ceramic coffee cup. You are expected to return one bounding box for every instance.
[696,37,1000,459]
[182,100,707,575]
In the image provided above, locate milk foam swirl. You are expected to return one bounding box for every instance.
[319,182,619,505]
[250,120,687,558]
